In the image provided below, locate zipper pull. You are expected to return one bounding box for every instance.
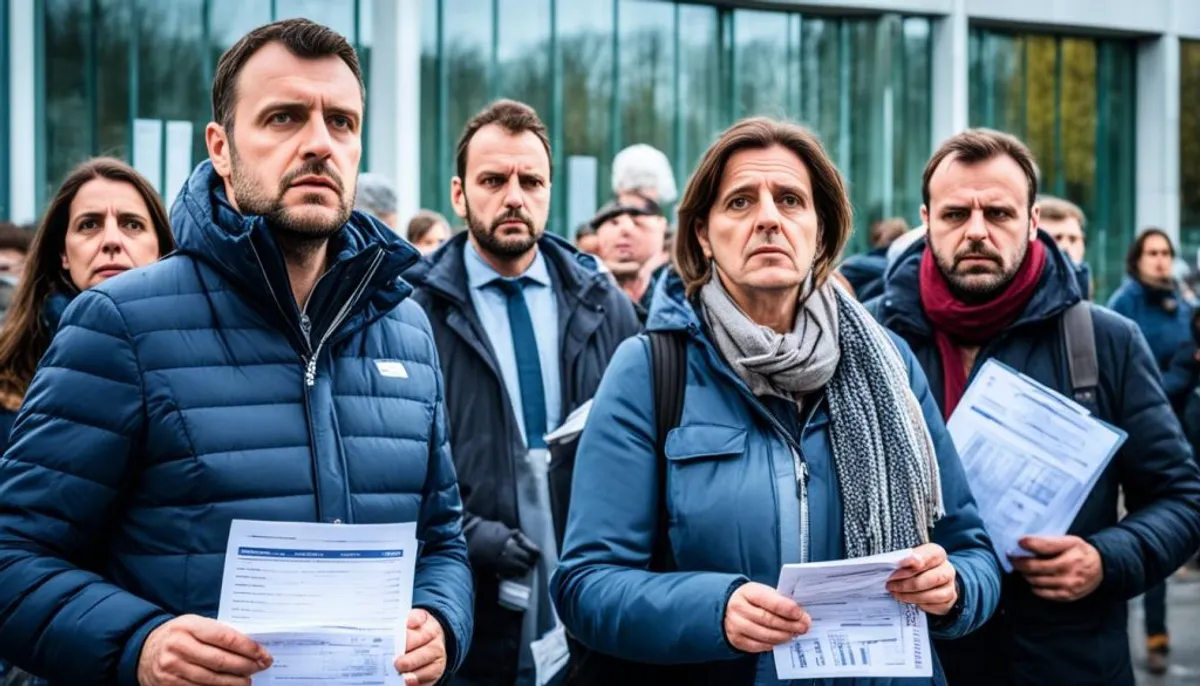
[305,355,318,387]
[795,459,809,499]
[300,313,312,343]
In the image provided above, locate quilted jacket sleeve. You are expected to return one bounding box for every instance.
[551,337,748,664]
[411,340,474,674]
[0,291,172,686]
[1087,315,1200,599]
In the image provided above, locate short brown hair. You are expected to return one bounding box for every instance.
[675,118,852,296]
[1037,194,1086,230]
[212,19,364,132]
[923,128,1040,211]
[455,100,553,181]
[0,223,31,254]
[870,217,910,249]
[407,210,449,244]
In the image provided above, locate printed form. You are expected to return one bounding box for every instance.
[773,549,931,680]
[947,360,1126,572]
[217,520,418,685]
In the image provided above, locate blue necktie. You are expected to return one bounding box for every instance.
[494,277,547,449]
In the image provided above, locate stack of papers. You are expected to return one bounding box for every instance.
[773,549,931,680]
[947,360,1127,571]
[218,520,418,685]
[544,399,592,446]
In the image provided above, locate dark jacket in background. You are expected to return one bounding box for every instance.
[1108,278,1195,376]
[406,231,640,684]
[876,232,1200,685]
[838,246,888,301]
[0,162,474,685]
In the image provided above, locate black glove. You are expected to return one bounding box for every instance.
[497,530,541,580]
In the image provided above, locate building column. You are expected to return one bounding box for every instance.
[930,0,969,151]
[1137,33,1181,242]
[367,0,421,237]
[8,0,36,223]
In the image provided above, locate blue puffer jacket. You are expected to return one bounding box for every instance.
[551,272,1001,685]
[1108,278,1196,409]
[876,232,1200,685]
[0,162,473,685]
[0,291,74,454]
[837,247,888,302]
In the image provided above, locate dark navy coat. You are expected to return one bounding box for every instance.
[0,162,473,685]
[405,231,639,684]
[876,232,1200,685]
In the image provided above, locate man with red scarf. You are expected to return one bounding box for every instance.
[875,128,1200,685]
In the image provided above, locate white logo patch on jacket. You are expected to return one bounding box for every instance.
[375,360,409,379]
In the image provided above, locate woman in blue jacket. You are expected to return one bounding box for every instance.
[0,158,172,686]
[0,157,173,451]
[1107,227,1195,674]
[551,118,1000,685]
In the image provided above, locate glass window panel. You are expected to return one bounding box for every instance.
[275,0,356,38]
[209,1,272,51]
[617,0,674,158]
[848,18,890,246]
[496,0,551,117]
[419,0,442,214]
[799,18,841,158]
[1095,41,1137,301]
[1180,41,1200,257]
[897,18,931,228]
[1059,39,1097,218]
[1,0,9,219]
[135,0,207,196]
[45,0,98,198]
[1024,35,1057,194]
[442,0,492,182]
[731,9,790,120]
[677,3,720,180]
[560,0,614,233]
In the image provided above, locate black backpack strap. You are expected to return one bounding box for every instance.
[1061,301,1099,409]
[648,331,687,571]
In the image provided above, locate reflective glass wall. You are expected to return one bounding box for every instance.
[1,0,9,220]
[1181,41,1200,262]
[969,28,1137,301]
[39,0,370,210]
[420,0,934,249]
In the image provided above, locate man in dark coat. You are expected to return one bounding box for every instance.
[406,100,639,686]
[0,20,472,686]
[876,128,1200,685]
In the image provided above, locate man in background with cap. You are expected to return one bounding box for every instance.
[591,196,667,321]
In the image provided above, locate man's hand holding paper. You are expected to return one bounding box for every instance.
[138,614,273,686]
[723,582,812,653]
[395,608,448,685]
[1011,534,1104,602]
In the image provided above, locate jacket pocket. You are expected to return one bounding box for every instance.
[664,425,747,462]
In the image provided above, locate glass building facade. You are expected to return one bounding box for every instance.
[38,0,370,210]
[969,28,1138,301]
[1,0,9,221]
[1181,40,1200,262]
[419,0,933,251]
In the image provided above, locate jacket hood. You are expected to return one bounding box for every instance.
[879,229,1083,337]
[404,229,608,306]
[170,160,420,298]
[645,268,701,334]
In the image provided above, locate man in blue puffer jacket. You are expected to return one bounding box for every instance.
[0,19,472,686]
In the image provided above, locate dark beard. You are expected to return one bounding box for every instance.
[935,239,1027,305]
[230,147,352,261]
[465,198,542,259]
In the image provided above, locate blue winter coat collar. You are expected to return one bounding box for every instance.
[41,290,75,333]
[170,161,421,340]
[879,230,1083,337]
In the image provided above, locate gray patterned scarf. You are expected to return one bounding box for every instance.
[700,273,944,557]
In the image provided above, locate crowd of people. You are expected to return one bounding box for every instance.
[1,16,1199,686]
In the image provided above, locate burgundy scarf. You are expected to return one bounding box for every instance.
[919,239,1046,418]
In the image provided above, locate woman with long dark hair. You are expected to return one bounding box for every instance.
[0,157,173,448]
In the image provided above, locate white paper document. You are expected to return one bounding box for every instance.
[544,399,592,445]
[773,549,931,680]
[218,520,418,685]
[947,360,1127,572]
